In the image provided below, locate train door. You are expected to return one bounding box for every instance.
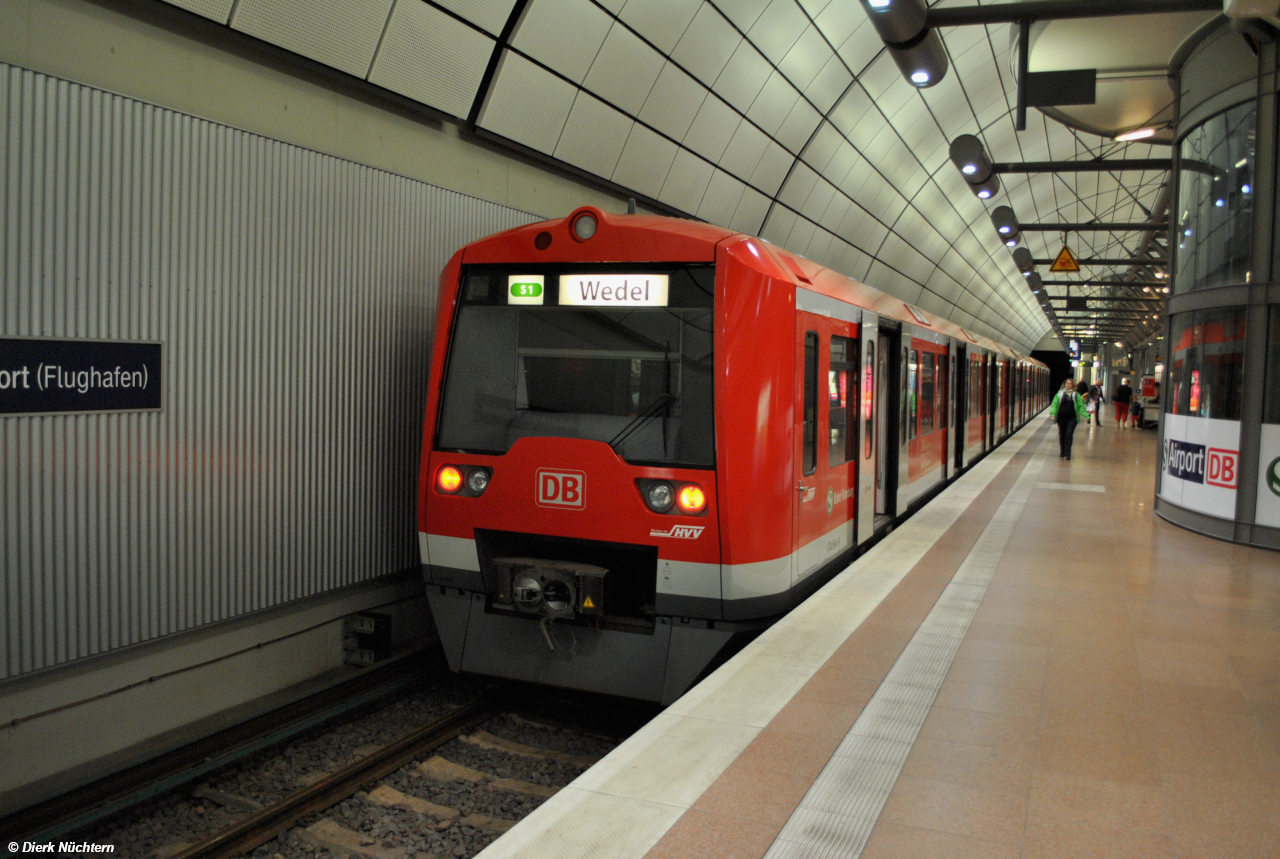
[1004,361,1013,435]
[943,344,955,480]
[898,337,912,511]
[906,338,946,487]
[995,359,1007,440]
[875,330,894,520]
[954,345,966,470]
[856,312,878,544]
[987,356,997,448]
[794,308,858,586]
[1015,363,1022,426]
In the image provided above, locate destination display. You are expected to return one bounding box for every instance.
[558,274,668,307]
[0,338,162,415]
[507,274,545,305]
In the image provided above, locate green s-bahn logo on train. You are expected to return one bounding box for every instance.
[510,281,542,298]
[1268,456,1280,498]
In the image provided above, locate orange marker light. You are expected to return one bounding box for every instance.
[677,484,706,514]
[437,465,463,493]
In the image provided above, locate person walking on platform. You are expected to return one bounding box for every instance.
[1113,378,1134,428]
[1050,378,1087,460]
[1087,381,1103,427]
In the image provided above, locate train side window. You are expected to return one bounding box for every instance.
[907,349,919,440]
[829,337,856,466]
[920,352,935,435]
[804,332,817,475]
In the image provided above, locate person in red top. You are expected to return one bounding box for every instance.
[1112,378,1134,428]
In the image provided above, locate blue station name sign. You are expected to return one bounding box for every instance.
[0,338,162,415]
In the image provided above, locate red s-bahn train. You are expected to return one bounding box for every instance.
[417,207,1048,704]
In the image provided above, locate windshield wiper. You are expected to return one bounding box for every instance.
[608,393,679,452]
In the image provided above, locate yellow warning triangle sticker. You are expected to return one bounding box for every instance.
[582,596,595,609]
[1050,245,1080,273]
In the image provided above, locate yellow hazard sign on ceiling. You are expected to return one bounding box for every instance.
[582,596,595,609]
[1050,245,1080,273]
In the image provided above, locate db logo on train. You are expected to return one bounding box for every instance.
[535,469,586,509]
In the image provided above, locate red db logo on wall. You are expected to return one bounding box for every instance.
[1206,448,1239,489]
[536,469,585,508]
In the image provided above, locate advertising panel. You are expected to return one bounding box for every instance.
[1160,414,1240,519]
[1256,424,1280,528]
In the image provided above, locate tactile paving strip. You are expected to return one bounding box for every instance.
[764,436,1053,859]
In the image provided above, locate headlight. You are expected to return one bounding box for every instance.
[677,484,707,514]
[645,481,674,513]
[571,211,598,241]
[466,468,490,494]
[437,466,463,493]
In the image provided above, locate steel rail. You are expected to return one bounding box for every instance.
[165,693,503,859]
[0,653,447,845]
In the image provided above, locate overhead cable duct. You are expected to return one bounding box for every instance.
[859,0,949,87]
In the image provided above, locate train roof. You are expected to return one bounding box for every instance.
[460,208,1046,369]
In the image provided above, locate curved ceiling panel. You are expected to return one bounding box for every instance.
[158,0,1197,352]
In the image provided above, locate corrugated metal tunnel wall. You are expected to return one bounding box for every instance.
[0,61,538,680]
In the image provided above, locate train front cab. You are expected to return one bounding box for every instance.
[417,210,1046,706]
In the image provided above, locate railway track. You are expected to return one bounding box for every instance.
[164,694,503,859]
[6,674,648,859]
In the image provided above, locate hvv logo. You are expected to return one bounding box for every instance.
[650,525,705,539]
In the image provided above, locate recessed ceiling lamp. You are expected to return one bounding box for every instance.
[1115,127,1158,142]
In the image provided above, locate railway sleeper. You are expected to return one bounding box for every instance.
[299,818,407,859]
[364,786,516,835]
[417,756,558,799]
[459,730,599,767]
[504,712,621,744]
[189,783,264,814]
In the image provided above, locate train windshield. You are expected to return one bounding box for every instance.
[437,265,715,468]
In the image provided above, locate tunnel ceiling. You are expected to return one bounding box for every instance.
[161,0,1211,354]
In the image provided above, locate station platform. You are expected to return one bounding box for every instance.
[477,417,1280,859]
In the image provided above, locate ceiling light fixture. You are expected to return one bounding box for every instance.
[1115,127,1157,142]
[991,205,1020,248]
[858,0,948,88]
[949,135,1001,200]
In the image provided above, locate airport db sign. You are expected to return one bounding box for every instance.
[1160,415,1240,519]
